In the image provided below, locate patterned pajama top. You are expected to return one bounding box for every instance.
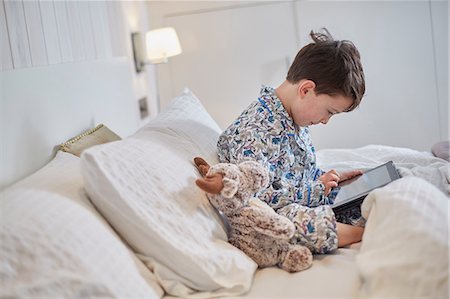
[218,86,339,209]
[217,86,341,254]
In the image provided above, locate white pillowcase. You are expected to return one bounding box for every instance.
[81,89,257,298]
[356,176,448,298]
[0,151,163,298]
[140,88,222,164]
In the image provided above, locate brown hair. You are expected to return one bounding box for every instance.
[286,28,365,111]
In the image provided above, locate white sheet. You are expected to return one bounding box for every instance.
[163,245,361,299]
[357,176,448,298]
[1,152,164,298]
[163,145,449,298]
[230,245,361,298]
[316,144,449,195]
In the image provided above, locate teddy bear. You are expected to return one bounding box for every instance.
[194,157,313,273]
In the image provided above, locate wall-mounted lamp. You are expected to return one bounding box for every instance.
[131,27,182,73]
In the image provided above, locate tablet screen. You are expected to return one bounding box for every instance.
[333,162,398,206]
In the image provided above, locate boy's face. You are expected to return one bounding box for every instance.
[291,84,353,127]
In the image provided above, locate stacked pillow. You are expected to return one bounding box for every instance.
[60,123,121,157]
[0,151,163,298]
[80,89,257,298]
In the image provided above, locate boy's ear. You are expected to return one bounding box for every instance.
[297,80,316,98]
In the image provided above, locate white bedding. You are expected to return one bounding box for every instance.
[228,246,362,299]
[357,176,448,298]
[316,145,449,298]
[0,152,164,298]
[166,145,449,299]
[3,81,448,299]
[316,144,449,195]
[163,247,361,299]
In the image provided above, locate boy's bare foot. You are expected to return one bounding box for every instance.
[336,223,364,247]
[193,157,210,177]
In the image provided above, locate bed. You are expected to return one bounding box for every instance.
[1,87,448,299]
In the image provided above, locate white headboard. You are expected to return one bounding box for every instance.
[1,57,140,189]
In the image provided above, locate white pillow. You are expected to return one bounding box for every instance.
[140,88,222,164]
[0,151,163,298]
[81,89,257,298]
[356,177,448,298]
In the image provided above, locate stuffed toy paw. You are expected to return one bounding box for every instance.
[194,157,313,273]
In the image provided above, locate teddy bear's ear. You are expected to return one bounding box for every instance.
[195,175,224,194]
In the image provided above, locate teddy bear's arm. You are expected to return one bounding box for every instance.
[241,206,295,240]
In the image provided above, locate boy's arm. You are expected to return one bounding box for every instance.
[298,178,335,207]
[256,178,334,209]
[218,134,336,207]
[217,112,336,207]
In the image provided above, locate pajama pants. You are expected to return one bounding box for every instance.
[334,206,366,227]
[276,203,338,254]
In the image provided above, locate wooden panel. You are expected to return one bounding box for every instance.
[65,0,85,61]
[39,0,62,65]
[106,0,127,57]
[0,0,13,70]
[4,0,32,68]
[77,1,96,60]
[89,0,112,59]
[53,0,73,63]
[23,0,48,66]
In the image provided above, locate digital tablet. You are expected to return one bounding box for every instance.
[331,161,401,214]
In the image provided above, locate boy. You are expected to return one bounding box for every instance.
[216,29,366,254]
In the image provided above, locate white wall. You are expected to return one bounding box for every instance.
[148,0,448,151]
[295,0,447,150]
[158,1,298,127]
[1,58,138,189]
[430,0,449,144]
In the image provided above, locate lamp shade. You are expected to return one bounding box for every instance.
[145,27,182,64]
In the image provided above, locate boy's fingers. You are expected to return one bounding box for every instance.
[329,181,338,189]
[340,170,363,181]
[319,172,339,182]
[324,181,338,196]
[328,169,338,175]
[330,173,340,182]
[323,173,339,183]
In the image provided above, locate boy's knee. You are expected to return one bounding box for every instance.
[279,204,338,254]
[311,223,338,254]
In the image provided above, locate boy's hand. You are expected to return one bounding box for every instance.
[319,169,363,196]
[318,170,340,196]
[339,170,363,182]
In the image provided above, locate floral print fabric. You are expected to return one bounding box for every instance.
[217,86,340,207]
[217,86,338,253]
